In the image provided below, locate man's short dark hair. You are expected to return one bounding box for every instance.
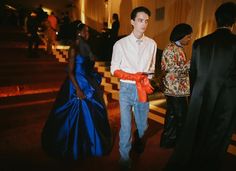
[215,2,236,27]
[130,6,151,20]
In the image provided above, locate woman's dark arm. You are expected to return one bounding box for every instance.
[68,45,86,99]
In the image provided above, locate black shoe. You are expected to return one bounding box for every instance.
[132,130,145,154]
[160,135,175,148]
[119,159,132,170]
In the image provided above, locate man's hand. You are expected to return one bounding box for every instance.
[141,77,154,94]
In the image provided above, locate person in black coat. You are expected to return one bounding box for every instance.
[26,11,40,57]
[164,2,236,171]
[110,13,120,44]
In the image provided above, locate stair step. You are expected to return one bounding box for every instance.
[0,73,67,86]
[0,101,53,132]
[0,61,67,67]
[97,66,110,72]
[111,90,119,100]
[0,48,56,60]
[101,71,112,77]
[94,61,110,67]
[110,77,119,84]
[0,68,67,76]
[0,55,58,61]
[0,91,58,108]
[103,91,119,107]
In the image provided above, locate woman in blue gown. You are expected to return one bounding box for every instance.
[41,23,112,160]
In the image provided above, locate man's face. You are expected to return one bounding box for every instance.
[131,12,149,34]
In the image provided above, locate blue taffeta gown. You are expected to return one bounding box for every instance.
[41,54,112,160]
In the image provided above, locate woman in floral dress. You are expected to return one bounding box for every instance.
[160,23,192,148]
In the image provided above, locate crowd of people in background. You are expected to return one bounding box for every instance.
[0,3,118,61]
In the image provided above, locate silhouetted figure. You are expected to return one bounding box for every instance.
[26,11,40,57]
[9,11,18,27]
[36,4,45,23]
[46,12,57,54]
[58,11,71,44]
[110,13,120,44]
[164,2,236,171]
[68,20,82,42]
[18,7,27,28]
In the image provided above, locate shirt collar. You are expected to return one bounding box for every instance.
[175,41,183,47]
[130,32,145,44]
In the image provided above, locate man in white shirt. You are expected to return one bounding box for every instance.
[110,6,157,169]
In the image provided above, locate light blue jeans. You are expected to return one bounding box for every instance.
[119,82,149,161]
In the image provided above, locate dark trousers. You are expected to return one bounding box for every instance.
[160,96,188,148]
[28,33,40,56]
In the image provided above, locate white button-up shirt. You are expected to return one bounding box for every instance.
[110,32,157,83]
